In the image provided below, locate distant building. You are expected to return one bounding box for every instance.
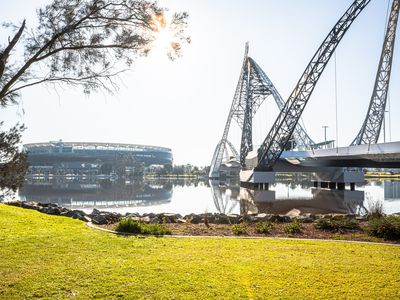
[24,140,172,176]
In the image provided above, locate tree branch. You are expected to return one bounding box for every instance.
[0,20,26,80]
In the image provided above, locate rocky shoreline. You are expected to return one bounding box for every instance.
[5,200,373,225]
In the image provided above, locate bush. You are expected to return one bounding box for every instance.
[255,221,274,235]
[115,217,142,233]
[367,215,400,240]
[283,219,302,235]
[115,218,171,235]
[314,218,360,232]
[231,223,248,236]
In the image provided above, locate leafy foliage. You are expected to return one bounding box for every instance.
[283,219,302,235]
[314,218,360,233]
[115,217,171,235]
[255,221,275,235]
[0,0,190,106]
[0,123,28,197]
[231,223,248,236]
[367,215,400,241]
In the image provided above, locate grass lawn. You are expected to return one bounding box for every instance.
[1,204,399,299]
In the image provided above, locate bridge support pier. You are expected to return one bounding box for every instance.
[312,169,364,191]
[239,170,276,190]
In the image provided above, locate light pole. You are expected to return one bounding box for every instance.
[383,110,388,143]
[322,126,328,147]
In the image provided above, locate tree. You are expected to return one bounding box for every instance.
[0,0,190,195]
[0,122,28,196]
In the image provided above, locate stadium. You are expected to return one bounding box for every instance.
[24,141,173,175]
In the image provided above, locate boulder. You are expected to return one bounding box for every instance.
[141,216,151,223]
[45,206,62,215]
[91,214,108,225]
[21,202,40,211]
[286,209,301,218]
[6,201,22,207]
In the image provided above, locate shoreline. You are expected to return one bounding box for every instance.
[4,201,400,245]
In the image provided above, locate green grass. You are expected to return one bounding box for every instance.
[0,204,400,299]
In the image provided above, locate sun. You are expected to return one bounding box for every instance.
[149,13,181,59]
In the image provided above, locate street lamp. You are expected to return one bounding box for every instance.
[383,110,389,143]
[322,125,328,147]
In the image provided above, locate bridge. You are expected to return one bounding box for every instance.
[209,0,400,189]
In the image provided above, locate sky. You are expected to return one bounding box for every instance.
[1,0,400,166]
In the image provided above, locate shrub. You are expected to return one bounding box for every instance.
[367,215,400,240]
[314,218,360,232]
[231,223,248,235]
[115,217,142,234]
[140,223,172,235]
[255,221,275,235]
[115,218,171,235]
[283,219,302,235]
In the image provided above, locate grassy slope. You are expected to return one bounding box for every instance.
[0,205,399,299]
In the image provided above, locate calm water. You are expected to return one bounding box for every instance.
[16,175,400,216]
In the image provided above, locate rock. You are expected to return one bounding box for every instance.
[91,214,108,225]
[91,208,102,215]
[286,209,301,217]
[177,218,187,224]
[21,202,40,211]
[161,213,182,223]
[64,210,87,221]
[303,213,316,221]
[255,213,269,222]
[6,201,22,207]
[80,215,92,222]
[141,216,151,223]
[184,214,202,224]
[149,217,160,224]
[45,207,61,215]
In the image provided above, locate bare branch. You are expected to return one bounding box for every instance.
[0,20,26,79]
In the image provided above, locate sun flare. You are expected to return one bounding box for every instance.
[149,13,182,59]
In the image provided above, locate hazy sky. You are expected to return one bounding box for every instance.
[1,0,399,166]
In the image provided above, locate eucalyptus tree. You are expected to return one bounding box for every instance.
[0,0,190,196]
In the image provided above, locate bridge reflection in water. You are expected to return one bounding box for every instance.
[239,188,366,216]
[209,175,398,216]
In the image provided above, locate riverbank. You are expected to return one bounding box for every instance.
[4,201,400,244]
[1,204,399,299]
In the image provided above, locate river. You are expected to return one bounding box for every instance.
[16,175,400,216]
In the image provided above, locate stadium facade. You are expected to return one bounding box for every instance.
[24,141,173,176]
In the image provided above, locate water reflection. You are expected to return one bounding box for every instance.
[20,178,173,209]
[209,179,240,214]
[15,176,400,215]
[384,181,400,200]
[239,187,366,215]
